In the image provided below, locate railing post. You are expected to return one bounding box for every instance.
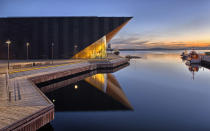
[6,68,11,102]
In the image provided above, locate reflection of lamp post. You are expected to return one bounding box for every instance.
[5,40,11,70]
[51,43,54,64]
[26,42,30,60]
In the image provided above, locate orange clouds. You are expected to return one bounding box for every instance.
[154,41,210,48]
[112,36,210,49]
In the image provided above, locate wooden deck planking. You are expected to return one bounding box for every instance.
[0,57,129,130]
[0,72,53,130]
[0,106,47,129]
[0,61,92,130]
[7,78,50,107]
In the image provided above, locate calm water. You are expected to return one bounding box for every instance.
[40,51,210,131]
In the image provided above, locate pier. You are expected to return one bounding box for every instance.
[0,74,54,131]
[201,55,210,67]
[0,56,129,130]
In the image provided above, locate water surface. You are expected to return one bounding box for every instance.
[40,51,210,131]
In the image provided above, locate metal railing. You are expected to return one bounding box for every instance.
[5,69,11,102]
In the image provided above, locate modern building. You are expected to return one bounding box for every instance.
[0,16,132,59]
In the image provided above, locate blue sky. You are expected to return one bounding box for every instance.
[1,0,210,49]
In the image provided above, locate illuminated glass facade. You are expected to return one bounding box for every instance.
[73,36,107,59]
[0,17,132,59]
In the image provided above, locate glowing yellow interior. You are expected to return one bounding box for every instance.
[84,73,133,109]
[73,36,107,59]
[72,19,130,59]
[85,74,106,91]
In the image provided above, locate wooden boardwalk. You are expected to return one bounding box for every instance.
[0,57,129,130]
[0,73,54,131]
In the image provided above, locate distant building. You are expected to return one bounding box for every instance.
[0,16,132,59]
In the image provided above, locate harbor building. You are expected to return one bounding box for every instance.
[0,16,132,59]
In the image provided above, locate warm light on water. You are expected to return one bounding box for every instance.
[40,50,210,131]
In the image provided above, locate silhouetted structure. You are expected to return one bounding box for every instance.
[0,16,132,59]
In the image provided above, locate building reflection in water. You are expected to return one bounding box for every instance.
[42,73,133,111]
[85,74,132,110]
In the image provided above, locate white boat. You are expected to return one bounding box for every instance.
[187,50,201,64]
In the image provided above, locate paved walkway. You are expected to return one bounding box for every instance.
[0,59,82,74]
[9,61,90,79]
[9,60,83,74]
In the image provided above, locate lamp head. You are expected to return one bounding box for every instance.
[5,40,11,45]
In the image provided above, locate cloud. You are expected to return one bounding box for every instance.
[111,35,210,49]
[111,35,151,49]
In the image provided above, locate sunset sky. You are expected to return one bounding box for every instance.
[0,0,210,49]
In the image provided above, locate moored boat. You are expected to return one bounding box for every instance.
[187,50,201,64]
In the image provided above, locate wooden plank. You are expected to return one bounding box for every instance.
[0,57,129,130]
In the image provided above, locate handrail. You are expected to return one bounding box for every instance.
[6,68,11,102]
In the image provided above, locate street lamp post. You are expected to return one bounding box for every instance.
[26,42,30,60]
[51,43,54,64]
[5,40,11,70]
